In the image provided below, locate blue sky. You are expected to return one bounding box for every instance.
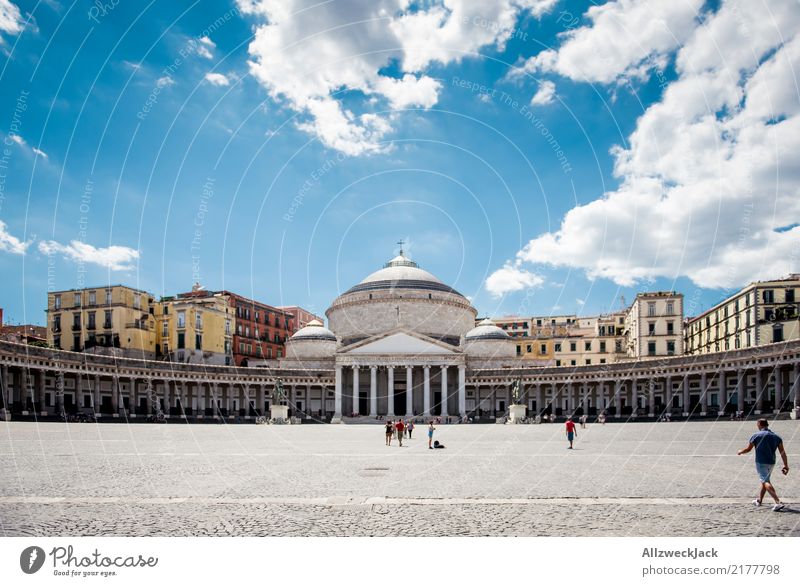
[0,0,798,326]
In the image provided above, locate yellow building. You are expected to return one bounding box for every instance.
[46,285,157,358]
[156,289,233,365]
[685,275,800,355]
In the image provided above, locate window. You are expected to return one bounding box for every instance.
[666,301,674,315]
[648,322,656,335]
[765,308,775,321]
[163,305,169,315]
[54,294,61,309]
[103,310,112,328]
[773,325,784,343]
[73,312,81,328]
[600,341,606,353]
[570,342,576,352]
[648,341,656,356]
[647,302,656,317]
[237,324,243,335]
[88,312,96,329]
[255,311,259,321]
[516,345,521,356]
[195,311,202,330]
[53,335,61,349]
[73,335,81,351]
[225,320,231,335]
[585,359,591,365]
[584,341,591,351]
[133,293,140,309]
[177,311,186,328]
[667,340,675,355]
[600,358,606,364]
[667,321,674,335]
[540,344,546,354]
[245,326,250,338]
[177,332,185,349]
[556,359,561,366]
[105,289,112,304]
[526,344,532,353]
[162,321,168,337]
[74,293,81,307]
[195,334,202,350]
[763,289,774,303]
[89,291,96,305]
[554,343,562,352]
[570,360,576,366]
[53,314,61,332]
[787,289,795,303]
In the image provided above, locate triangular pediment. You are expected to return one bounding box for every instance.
[341,329,460,355]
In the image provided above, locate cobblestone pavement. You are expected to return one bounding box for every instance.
[1,420,799,536]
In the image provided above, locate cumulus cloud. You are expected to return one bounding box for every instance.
[204,72,230,86]
[0,220,30,254]
[518,0,705,83]
[0,0,22,40]
[530,80,556,105]
[493,0,800,291]
[38,240,139,271]
[156,75,175,88]
[237,0,557,155]
[485,262,544,297]
[31,147,47,158]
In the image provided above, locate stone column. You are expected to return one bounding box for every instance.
[774,366,783,413]
[700,372,708,415]
[423,366,431,417]
[387,366,395,417]
[631,379,639,416]
[792,363,800,410]
[665,375,673,412]
[352,365,360,416]
[35,370,45,414]
[536,384,543,415]
[405,366,413,416]
[111,376,120,415]
[755,368,764,414]
[718,371,727,415]
[93,375,101,413]
[440,365,449,417]
[458,364,466,418]
[369,366,378,417]
[682,374,690,416]
[648,378,655,417]
[257,384,264,416]
[198,383,206,415]
[736,369,745,414]
[613,380,622,418]
[0,364,7,412]
[334,365,343,419]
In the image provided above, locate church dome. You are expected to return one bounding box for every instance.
[343,252,465,296]
[465,318,510,340]
[290,319,336,341]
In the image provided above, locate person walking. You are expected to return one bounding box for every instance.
[385,419,394,446]
[395,419,405,447]
[565,417,577,449]
[407,419,414,439]
[428,422,435,449]
[737,418,789,511]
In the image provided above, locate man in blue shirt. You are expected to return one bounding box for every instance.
[737,419,789,511]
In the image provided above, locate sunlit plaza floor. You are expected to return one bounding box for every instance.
[1,420,799,536]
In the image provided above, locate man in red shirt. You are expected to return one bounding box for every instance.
[565,417,577,449]
[395,420,405,447]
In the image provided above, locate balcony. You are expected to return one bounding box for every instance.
[125,322,149,330]
[103,322,113,329]
[72,324,82,331]
[52,325,61,333]
[86,323,96,330]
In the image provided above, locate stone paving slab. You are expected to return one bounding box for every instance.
[1,420,798,536]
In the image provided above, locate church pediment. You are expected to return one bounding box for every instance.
[341,329,460,355]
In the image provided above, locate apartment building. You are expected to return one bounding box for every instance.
[46,285,157,358]
[624,292,684,358]
[685,275,800,355]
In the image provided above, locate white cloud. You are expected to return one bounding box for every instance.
[485,262,544,297]
[519,0,705,84]
[204,72,230,86]
[196,44,213,59]
[530,80,556,105]
[37,240,139,271]
[0,220,29,254]
[156,75,175,88]
[0,0,22,39]
[498,0,800,290]
[8,133,24,145]
[238,0,557,155]
[199,35,215,48]
[31,147,46,158]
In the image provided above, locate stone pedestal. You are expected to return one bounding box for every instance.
[791,407,800,420]
[508,404,527,423]
[270,405,289,422]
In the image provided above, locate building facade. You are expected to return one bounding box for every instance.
[46,285,157,359]
[278,306,325,334]
[624,292,684,358]
[225,292,294,365]
[685,276,800,355]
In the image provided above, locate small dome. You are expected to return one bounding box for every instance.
[465,318,510,340]
[290,319,336,341]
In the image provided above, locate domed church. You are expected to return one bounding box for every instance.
[280,249,517,422]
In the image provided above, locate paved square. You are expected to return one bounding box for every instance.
[1,420,798,536]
